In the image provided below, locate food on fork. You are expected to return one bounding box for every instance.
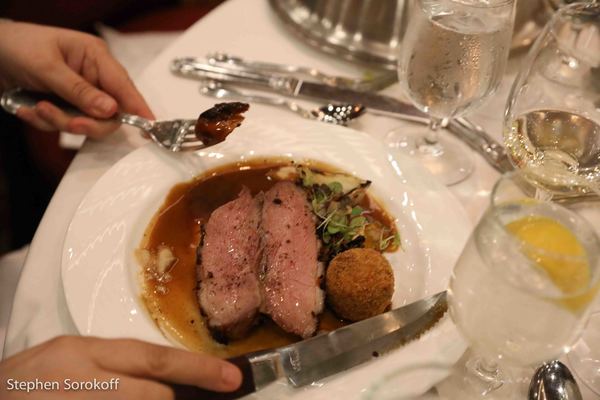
[198,188,263,342]
[326,248,395,321]
[194,102,249,146]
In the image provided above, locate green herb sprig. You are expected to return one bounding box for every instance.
[298,166,401,261]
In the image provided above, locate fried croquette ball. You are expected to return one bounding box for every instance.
[326,248,394,321]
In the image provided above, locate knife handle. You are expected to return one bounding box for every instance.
[170,355,256,400]
[1,87,84,117]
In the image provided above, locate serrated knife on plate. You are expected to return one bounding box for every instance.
[171,57,513,173]
[169,291,447,400]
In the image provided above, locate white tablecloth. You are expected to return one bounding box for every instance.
[4,0,597,398]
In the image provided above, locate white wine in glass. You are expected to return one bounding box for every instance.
[386,0,515,185]
[504,2,600,195]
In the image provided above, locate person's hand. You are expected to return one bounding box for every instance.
[0,336,242,399]
[0,21,154,138]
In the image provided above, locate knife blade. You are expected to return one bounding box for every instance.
[171,58,513,173]
[169,291,447,400]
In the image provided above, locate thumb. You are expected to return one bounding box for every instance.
[42,63,118,118]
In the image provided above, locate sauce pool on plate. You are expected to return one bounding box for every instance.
[137,158,396,357]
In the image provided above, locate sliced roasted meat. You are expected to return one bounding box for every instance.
[194,102,249,146]
[198,187,262,342]
[261,181,324,338]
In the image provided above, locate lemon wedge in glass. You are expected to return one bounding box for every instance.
[506,215,598,312]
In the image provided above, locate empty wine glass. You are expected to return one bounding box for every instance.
[504,2,600,196]
[437,171,600,399]
[386,0,516,185]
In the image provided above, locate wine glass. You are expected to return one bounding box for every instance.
[504,2,600,196]
[386,0,516,186]
[437,171,600,399]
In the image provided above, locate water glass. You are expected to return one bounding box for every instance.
[386,0,516,185]
[439,171,600,399]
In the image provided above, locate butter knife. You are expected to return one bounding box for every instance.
[206,52,398,91]
[171,58,512,173]
[170,291,447,400]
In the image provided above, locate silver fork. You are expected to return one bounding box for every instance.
[0,88,205,152]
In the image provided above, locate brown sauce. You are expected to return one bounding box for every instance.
[139,158,396,357]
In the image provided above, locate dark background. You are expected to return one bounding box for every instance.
[0,0,225,256]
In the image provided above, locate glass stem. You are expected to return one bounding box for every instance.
[424,118,442,145]
[465,356,504,396]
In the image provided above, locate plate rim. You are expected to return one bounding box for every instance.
[61,119,471,398]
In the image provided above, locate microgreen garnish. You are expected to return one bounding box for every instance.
[297,166,399,262]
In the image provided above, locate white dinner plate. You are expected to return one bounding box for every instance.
[61,119,470,399]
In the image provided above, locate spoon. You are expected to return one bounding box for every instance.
[529,361,583,400]
[199,80,365,126]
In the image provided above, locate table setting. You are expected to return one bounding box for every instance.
[3,0,600,399]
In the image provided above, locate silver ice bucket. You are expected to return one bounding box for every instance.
[270,0,549,70]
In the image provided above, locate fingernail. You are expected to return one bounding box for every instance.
[220,364,241,388]
[92,96,115,115]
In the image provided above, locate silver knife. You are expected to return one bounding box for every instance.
[172,57,427,122]
[205,52,398,92]
[171,58,512,173]
[169,291,447,400]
